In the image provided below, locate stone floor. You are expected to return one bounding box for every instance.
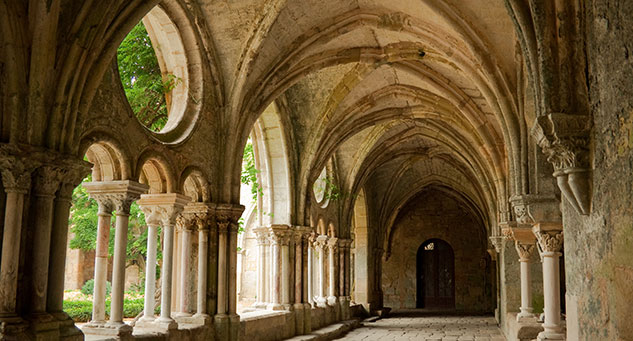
[336,311,506,341]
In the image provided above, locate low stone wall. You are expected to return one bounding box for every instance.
[240,310,295,340]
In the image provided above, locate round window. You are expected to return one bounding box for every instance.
[117,5,196,140]
[313,167,328,205]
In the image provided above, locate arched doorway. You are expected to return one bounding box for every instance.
[416,239,455,309]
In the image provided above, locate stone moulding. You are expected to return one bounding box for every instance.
[531,113,592,215]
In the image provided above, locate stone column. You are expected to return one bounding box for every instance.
[254,227,269,309]
[512,228,538,322]
[136,193,188,332]
[268,228,283,310]
[91,200,113,324]
[29,166,62,321]
[214,204,244,341]
[0,157,33,337]
[307,234,315,307]
[47,164,88,339]
[138,210,161,323]
[82,181,148,338]
[338,239,352,319]
[327,237,339,307]
[315,235,328,308]
[302,231,312,333]
[194,210,211,321]
[293,228,305,333]
[489,235,505,322]
[109,198,134,329]
[177,219,194,316]
[534,223,565,341]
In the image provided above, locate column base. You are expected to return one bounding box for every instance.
[82,321,132,338]
[293,303,305,335]
[192,313,212,325]
[51,311,83,340]
[315,297,328,308]
[516,311,538,323]
[229,314,240,341]
[338,296,350,320]
[267,303,285,310]
[303,303,312,334]
[327,296,338,306]
[214,314,230,341]
[0,315,29,339]
[154,317,178,331]
[537,330,565,340]
[27,312,60,340]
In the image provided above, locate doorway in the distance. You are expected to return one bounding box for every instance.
[416,238,455,309]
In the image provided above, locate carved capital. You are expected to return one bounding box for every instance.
[0,154,37,193]
[314,234,329,249]
[489,235,506,253]
[269,225,291,246]
[532,223,564,253]
[532,113,592,215]
[515,242,536,262]
[327,237,339,251]
[215,203,244,233]
[510,194,561,225]
[32,165,63,197]
[137,193,189,226]
[253,227,270,246]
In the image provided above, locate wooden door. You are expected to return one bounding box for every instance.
[416,239,455,309]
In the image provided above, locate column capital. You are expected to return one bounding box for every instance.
[510,194,561,225]
[489,235,506,253]
[85,180,149,215]
[32,165,64,197]
[215,203,245,233]
[531,113,592,215]
[337,238,352,250]
[0,151,39,193]
[253,227,270,245]
[326,237,339,251]
[314,234,329,249]
[487,248,497,261]
[269,225,291,246]
[532,222,564,253]
[177,202,215,231]
[137,193,189,226]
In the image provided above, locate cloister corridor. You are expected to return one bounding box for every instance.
[337,312,505,341]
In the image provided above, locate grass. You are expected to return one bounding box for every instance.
[62,290,153,322]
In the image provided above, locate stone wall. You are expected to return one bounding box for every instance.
[381,188,493,312]
[562,1,633,340]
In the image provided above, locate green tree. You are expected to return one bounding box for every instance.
[117,21,178,132]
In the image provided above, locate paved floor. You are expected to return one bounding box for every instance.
[337,312,506,341]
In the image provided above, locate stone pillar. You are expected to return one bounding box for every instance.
[136,193,189,332]
[47,164,88,339]
[91,200,113,324]
[293,228,305,333]
[254,227,269,309]
[29,166,62,321]
[489,235,505,322]
[327,237,339,307]
[302,231,312,333]
[315,235,328,308]
[82,181,148,339]
[109,198,133,328]
[214,204,244,341]
[0,157,33,338]
[534,223,565,341]
[195,217,209,316]
[338,239,352,319]
[503,225,539,322]
[307,234,315,307]
[177,220,194,316]
[267,227,283,310]
[140,212,160,323]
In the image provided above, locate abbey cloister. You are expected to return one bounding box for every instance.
[0,1,632,340]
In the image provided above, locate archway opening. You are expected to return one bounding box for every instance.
[416,239,455,309]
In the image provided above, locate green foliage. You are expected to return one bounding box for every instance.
[63,297,149,323]
[81,279,111,297]
[117,21,180,132]
[69,176,160,280]
[314,176,354,202]
[241,141,262,202]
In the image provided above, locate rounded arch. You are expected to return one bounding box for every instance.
[135,149,177,193]
[179,166,210,203]
[78,131,133,181]
[317,217,326,235]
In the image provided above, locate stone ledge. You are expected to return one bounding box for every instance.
[503,312,543,341]
[285,319,360,341]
